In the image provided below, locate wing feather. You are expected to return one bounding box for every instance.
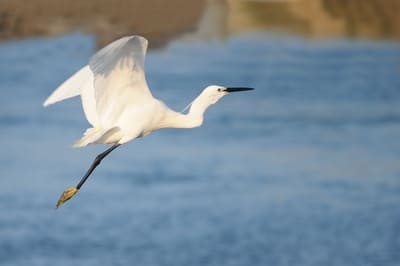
[43,65,91,107]
[80,71,98,126]
[89,35,153,127]
[44,35,152,130]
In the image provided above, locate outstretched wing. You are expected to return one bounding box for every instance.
[43,65,91,107]
[89,35,153,127]
[43,65,98,126]
[43,35,152,128]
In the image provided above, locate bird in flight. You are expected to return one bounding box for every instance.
[43,35,254,208]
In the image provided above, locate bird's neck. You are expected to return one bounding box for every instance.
[160,95,210,129]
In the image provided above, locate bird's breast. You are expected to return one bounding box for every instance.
[114,100,168,143]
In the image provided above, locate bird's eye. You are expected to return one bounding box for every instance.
[217,88,222,92]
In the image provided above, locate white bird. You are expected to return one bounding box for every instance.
[43,35,254,208]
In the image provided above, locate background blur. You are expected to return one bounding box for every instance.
[1,0,399,266]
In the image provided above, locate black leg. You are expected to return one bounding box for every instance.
[56,143,121,208]
[76,143,121,189]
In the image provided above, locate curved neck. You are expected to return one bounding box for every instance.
[160,94,211,129]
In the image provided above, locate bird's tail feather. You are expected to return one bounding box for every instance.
[72,127,121,148]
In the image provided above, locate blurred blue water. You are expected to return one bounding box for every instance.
[0,32,399,266]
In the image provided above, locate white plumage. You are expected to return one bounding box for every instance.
[44,35,253,208]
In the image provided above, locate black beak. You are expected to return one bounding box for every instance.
[225,87,255,93]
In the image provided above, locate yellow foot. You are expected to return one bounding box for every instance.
[56,187,78,209]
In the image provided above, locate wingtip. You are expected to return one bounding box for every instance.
[43,96,55,107]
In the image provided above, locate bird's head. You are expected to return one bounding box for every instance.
[183,85,254,123]
[201,85,254,105]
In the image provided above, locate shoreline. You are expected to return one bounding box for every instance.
[1,0,399,47]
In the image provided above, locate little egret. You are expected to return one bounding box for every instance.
[43,35,254,208]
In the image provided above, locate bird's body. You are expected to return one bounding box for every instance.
[44,35,253,208]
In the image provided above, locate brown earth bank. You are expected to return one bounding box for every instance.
[321,0,400,38]
[0,0,205,47]
[0,0,399,47]
[234,0,400,39]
